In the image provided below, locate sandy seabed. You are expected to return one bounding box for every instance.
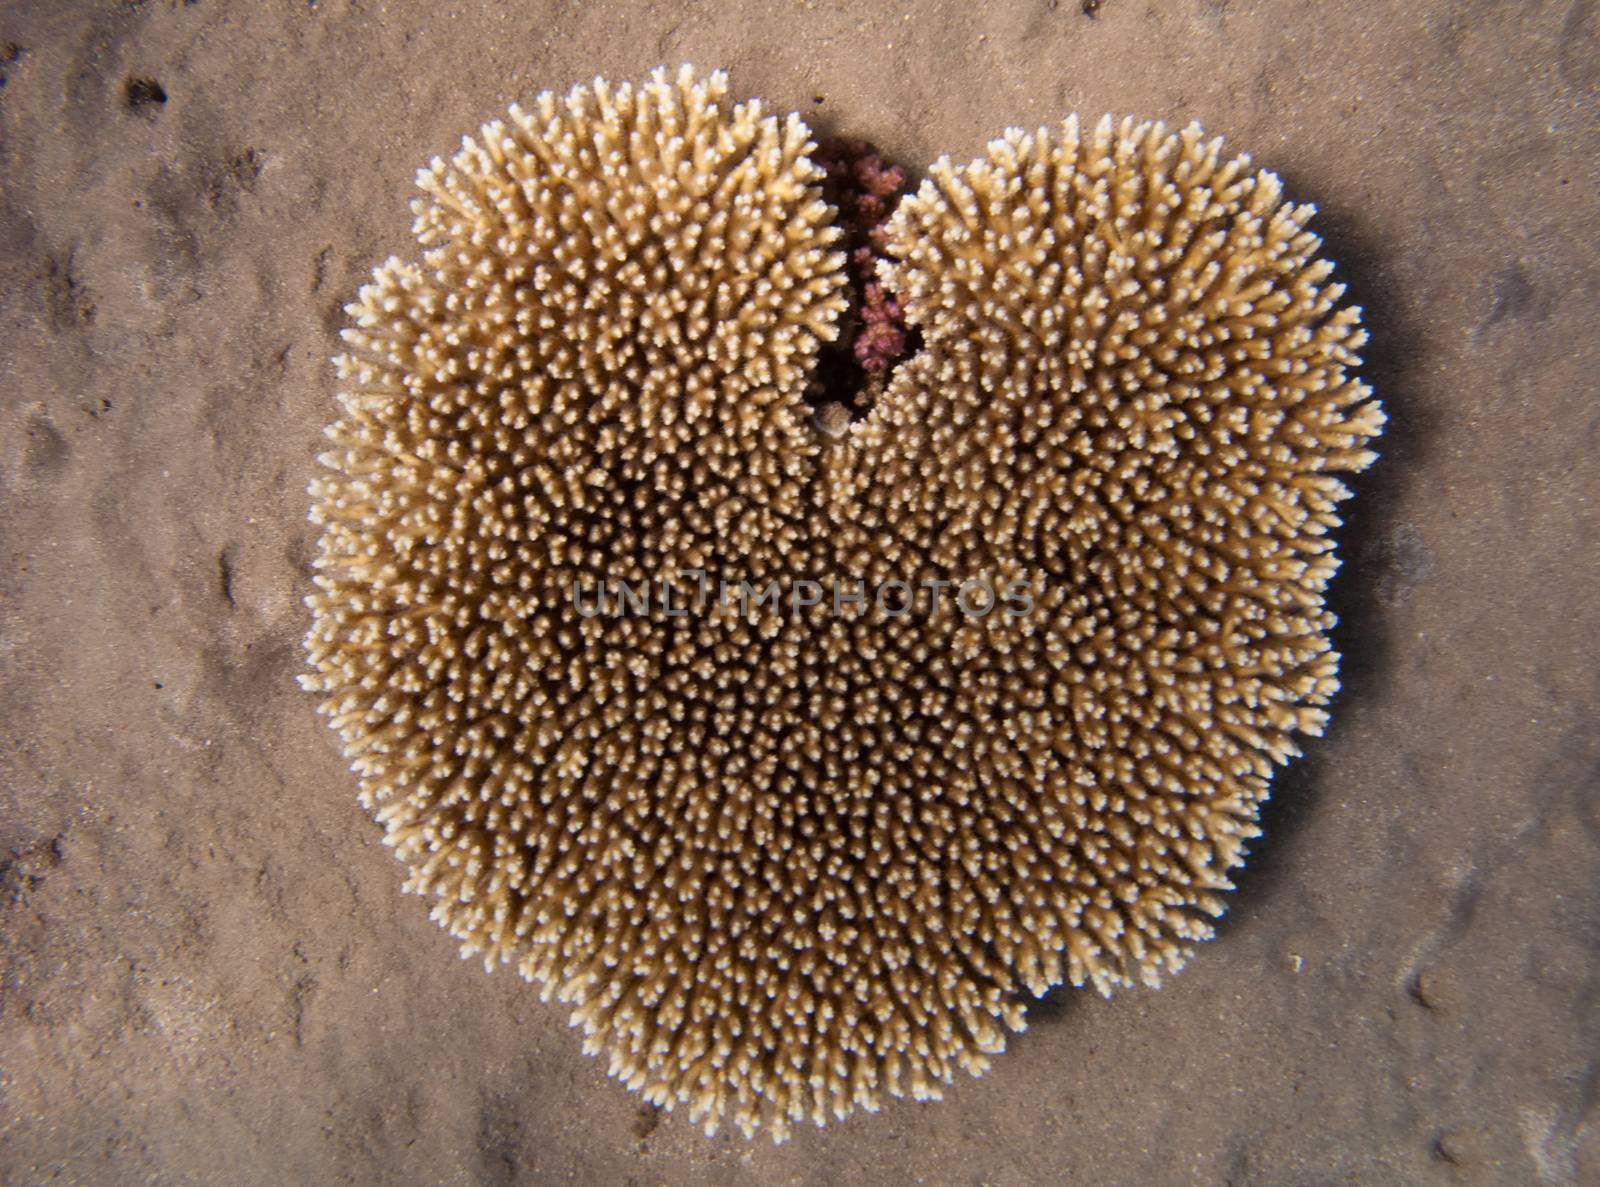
[1,2,1597,1184]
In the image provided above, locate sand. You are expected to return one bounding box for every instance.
[1,1,1596,1183]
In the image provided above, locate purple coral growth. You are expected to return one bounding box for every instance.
[854,282,907,374]
[809,138,918,413]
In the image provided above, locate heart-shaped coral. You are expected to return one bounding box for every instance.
[303,66,1383,1141]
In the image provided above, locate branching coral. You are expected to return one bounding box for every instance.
[302,67,1383,1142]
[810,138,916,399]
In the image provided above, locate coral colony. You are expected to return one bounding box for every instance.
[302,67,1382,1141]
